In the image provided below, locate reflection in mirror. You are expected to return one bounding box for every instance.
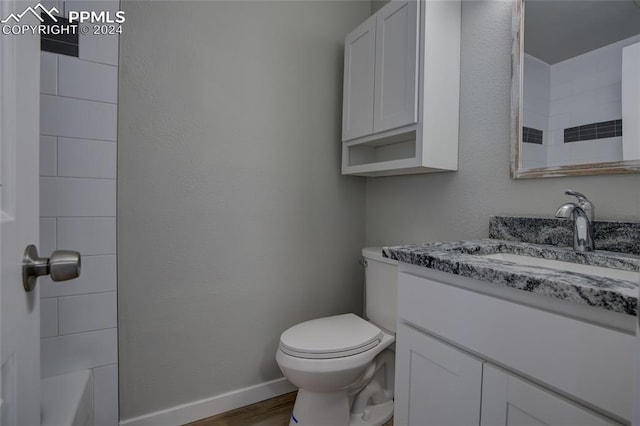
[512,0,640,178]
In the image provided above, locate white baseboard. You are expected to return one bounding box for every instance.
[119,377,296,426]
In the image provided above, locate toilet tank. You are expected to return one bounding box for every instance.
[362,247,398,334]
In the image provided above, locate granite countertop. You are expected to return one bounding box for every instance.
[384,239,640,316]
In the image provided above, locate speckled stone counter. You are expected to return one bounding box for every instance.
[489,216,640,255]
[384,239,640,316]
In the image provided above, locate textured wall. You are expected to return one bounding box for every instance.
[117,1,369,419]
[366,1,640,247]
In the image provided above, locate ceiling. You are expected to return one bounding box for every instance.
[524,0,640,64]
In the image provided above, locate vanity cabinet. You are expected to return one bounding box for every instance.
[481,364,617,426]
[395,323,483,426]
[341,0,460,176]
[395,267,634,425]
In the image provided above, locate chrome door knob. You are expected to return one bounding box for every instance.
[22,245,81,292]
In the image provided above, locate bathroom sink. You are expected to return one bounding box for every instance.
[482,253,640,282]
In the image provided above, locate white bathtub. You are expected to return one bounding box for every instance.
[42,370,94,426]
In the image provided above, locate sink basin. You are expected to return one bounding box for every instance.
[482,253,640,282]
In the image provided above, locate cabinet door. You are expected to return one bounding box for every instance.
[395,323,483,426]
[481,364,621,426]
[342,16,376,141]
[373,0,419,134]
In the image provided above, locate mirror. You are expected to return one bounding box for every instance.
[511,0,640,178]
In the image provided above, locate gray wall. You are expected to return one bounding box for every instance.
[117,1,369,419]
[366,1,640,247]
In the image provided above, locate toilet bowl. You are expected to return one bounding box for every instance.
[276,248,397,426]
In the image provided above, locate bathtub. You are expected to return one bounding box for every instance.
[42,370,94,426]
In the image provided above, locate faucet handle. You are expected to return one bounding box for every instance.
[565,190,588,201]
[564,190,594,221]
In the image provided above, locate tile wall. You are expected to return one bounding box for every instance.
[545,33,640,166]
[522,34,640,168]
[39,1,120,424]
[522,53,549,168]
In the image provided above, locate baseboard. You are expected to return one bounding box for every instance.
[119,377,296,426]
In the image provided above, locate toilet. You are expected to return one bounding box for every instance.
[276,247,398,426]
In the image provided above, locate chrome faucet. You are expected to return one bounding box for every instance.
[555,190,595,252]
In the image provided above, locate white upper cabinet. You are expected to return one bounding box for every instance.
[342,17,376,141]
[373,1,418,134]
[341,0,461,176]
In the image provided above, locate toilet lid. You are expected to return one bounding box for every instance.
[279,313,383,359]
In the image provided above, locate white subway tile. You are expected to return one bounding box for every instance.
[41,328,117,378]
[549,81,572,101]
[522,109,547,133]
[548,113,570,132]
[93,364,118,426]
[40,255,116,298]
[547,143,574,166]
[79,31,119,67]
[40,177,116,217]
[571,101,621,127]
[57,217,116,255]
[526,94,550,117]
[58,138,116,179]
[40,95,117,141]
[571,73,599,96]
[576,138,622,163]
[58,292,116,335]
[596,61,622,87]
[596,43,623,72]
[548,129,564,146]
[65,0,120,66]
[40,52,58,95]
[551,91,596,120]
[40,218,57,256]
[41,0,60,14]
[58,56,118,103]
[41,298,58,338]
[596,82,622,105]
[40,136,57,177]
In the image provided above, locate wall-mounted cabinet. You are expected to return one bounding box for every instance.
[341,0,461,177]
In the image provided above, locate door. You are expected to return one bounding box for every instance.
[1,0,41,424]
[373,0,418,134]
[342,15,375,142]
[394,322,483,426]
[481,364,621,426]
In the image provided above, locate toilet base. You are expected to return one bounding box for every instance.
[289,389,349,426]
[350,400,393,426]
[288,389,393,426]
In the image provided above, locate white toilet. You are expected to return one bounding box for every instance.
[276,247,398,426]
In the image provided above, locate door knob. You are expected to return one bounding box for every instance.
[22,245,81,292]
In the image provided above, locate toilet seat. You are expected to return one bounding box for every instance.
[279,313,383,359]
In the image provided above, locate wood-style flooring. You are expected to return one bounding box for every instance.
[186,392,393,426]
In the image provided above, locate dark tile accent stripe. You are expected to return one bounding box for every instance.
[564,119,622,143]
[41,38,78,56]
[522,126,543,144]
[40,14,79,57]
